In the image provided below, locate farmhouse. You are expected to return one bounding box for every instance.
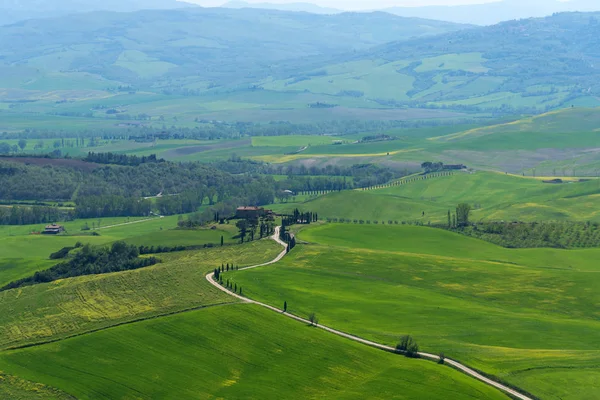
[444,164,467,170]
[236,206,265,219]
[43,224,64,234]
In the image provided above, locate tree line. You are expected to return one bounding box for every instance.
[83,152,164,166]
[449,221,600,249]
[0,205,74,225]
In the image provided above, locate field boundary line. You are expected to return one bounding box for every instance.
[206,226,535,400]
[93,215,164,231]
[2,302,236,351]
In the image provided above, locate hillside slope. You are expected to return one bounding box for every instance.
[431,108,600,143]
[264,12,600,113]
[0,8,466,89]
[0,0,190,26]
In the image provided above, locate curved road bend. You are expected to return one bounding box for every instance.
[206,227,533,400]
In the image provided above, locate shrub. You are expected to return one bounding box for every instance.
[396,335,420,358]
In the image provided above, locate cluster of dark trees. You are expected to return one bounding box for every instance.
[213,265,243,295]
[1,242,157,291]
[396,335,419,358]
[279,225,296,253]
[453,221,600,249]
[76,195,152,218]
[234,218,275,243]
[84,152,164,166]
[446,203,472,228]
[0,205,74,225]
[0,159,282,222]
[138,245,188,254]
[216,157,411,190]
[421,162,465,173]
[282,209,317,225]
[49,244,81,259]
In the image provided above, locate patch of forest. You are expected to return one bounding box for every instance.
[1,242,158,291]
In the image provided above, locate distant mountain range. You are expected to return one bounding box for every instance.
[384,0,600,25]
[0,8,466,86]
[0,0,193,26]
[2,7,600,117]
[220,0,600,25]
[222,0,340,14]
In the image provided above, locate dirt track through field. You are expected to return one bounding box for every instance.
[206,227,534,400]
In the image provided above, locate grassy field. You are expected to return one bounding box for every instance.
[269,171,600,223]
[0,215,241,287]
[0,304,509,400]
[0,239,281,349]
[229,223,600,400]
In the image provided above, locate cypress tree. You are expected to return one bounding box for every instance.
[284,301,287,312]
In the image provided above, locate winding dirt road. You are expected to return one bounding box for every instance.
[206,227,533,400]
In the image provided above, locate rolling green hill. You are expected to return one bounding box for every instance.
[263,12,600,113]
[0,9,465,90]
[6,11,600,128]
[430,107,600,147]
[270,171,600,223]
[230,224,600,400]
[0,304,509,400]
[0,239,280,349]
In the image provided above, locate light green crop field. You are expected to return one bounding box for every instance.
[0,239,281,349]
[0,371,76,400]
[272,171,600,223]
[0,304,509,400]
[229,224,600,400]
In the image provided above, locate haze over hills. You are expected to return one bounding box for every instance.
[2,8,600,126]
[0,0,194,26]
[218,0,600,25]
[384,0,600,25]
[0,8,467,87]
[261,12,600,113]
[222,0,342,14]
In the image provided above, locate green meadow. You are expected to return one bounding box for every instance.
[0,304,509,400]
[0,240,281,349]
[0,215,239,287]
[229,223,600,400]
[270,171,600,223]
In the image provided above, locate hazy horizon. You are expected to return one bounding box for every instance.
[186,0,577,11]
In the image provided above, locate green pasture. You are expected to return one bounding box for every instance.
[0,239,281,349]
[0,215,235,287]
[230,224,600,400]
[0,304,508,400]
[251,135,341,147]
[273,171,600,223]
